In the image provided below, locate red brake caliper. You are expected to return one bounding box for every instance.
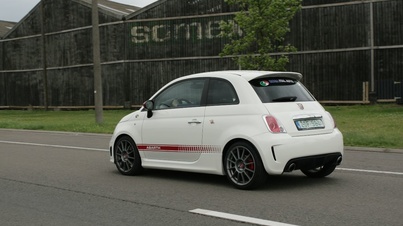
[247,157,255,170]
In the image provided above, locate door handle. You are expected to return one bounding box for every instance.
[188,120,202,124]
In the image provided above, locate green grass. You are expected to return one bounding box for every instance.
[326,104,403,149]
[0,110,132,134]
[0,104,402,149]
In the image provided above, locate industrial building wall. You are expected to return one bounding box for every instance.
[0,0,125,107]
[373,0,403,100]
[125,0,403,103]
[129,0,238,19]
[288,0,403,101]
[0,0,402,108]
[287,2,372,101]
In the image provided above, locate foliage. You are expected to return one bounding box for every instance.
[220,0,302,71]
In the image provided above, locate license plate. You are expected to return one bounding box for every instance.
[294,118,325,130]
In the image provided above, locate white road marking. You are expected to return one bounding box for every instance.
[337,167,403,176]
[190,208,298,226]
[0,140,108,152]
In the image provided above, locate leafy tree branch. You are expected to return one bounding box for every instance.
[220,0,302,71]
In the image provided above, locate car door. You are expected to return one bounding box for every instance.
[141,78,206,162]
[202,78,241,147]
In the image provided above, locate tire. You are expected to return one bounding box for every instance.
[301,163,337,178]
[224,141,267,190]
[114,136,142,175]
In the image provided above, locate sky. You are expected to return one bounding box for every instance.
[0,0,158,22]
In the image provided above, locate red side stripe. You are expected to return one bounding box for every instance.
[137,144,220,153]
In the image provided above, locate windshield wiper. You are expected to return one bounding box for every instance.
[272,96,297,102]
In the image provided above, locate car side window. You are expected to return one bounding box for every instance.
[207,79,239,106]
[153,79,206,110]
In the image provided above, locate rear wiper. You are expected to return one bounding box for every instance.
[272,96,297,102]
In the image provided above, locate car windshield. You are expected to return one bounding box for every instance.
[250,78,315,103]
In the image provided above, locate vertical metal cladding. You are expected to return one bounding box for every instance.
[302,0,356,5]
[0,0,402,107]
[375,48,403,90]
[374,0,403,46]
[131,0,238,19]
[288,50,371,101]
[127,14,235,60]
[289,3,370,51]
[373,1,403,96]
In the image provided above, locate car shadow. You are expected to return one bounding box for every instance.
[110,168,341,190]
[141,169,230,187]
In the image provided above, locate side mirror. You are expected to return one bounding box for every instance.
[143,100,154,118]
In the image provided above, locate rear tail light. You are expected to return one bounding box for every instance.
[326,111,337,128]
[263,115,287,133]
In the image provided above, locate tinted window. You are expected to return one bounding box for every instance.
[250,78,315,103]
[153,79,206,109]
[207,79,239,105]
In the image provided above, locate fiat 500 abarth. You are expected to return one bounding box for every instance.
[109,70,343,189]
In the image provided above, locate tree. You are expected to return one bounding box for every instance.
[220,0,302,71]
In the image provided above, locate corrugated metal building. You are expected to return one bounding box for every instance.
[0,0,402,108]
[0,21,16,38]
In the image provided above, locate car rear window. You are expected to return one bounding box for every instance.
[249,78,315,103]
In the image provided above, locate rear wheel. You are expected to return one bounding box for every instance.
[224,141,267,190]
[114,136,142,175]
[301,163,337,178]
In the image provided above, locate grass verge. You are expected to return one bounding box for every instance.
[0,110,131,134]
[326,104,403,149]
[0,104,402,149]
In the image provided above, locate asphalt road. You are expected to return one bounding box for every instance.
[1,129,402,226]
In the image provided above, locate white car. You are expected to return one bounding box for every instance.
[109,70,343,189]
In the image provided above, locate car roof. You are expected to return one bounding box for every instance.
[183,70,303,81]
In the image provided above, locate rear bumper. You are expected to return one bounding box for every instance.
[283,152,342,173]
[252,129,344,174]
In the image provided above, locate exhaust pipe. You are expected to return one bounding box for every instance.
[336,156,342,165]
[287,163,296,172]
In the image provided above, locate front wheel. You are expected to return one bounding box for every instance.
[301,163,337,178]
[224,141,267,190]
[114,136,142,175]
